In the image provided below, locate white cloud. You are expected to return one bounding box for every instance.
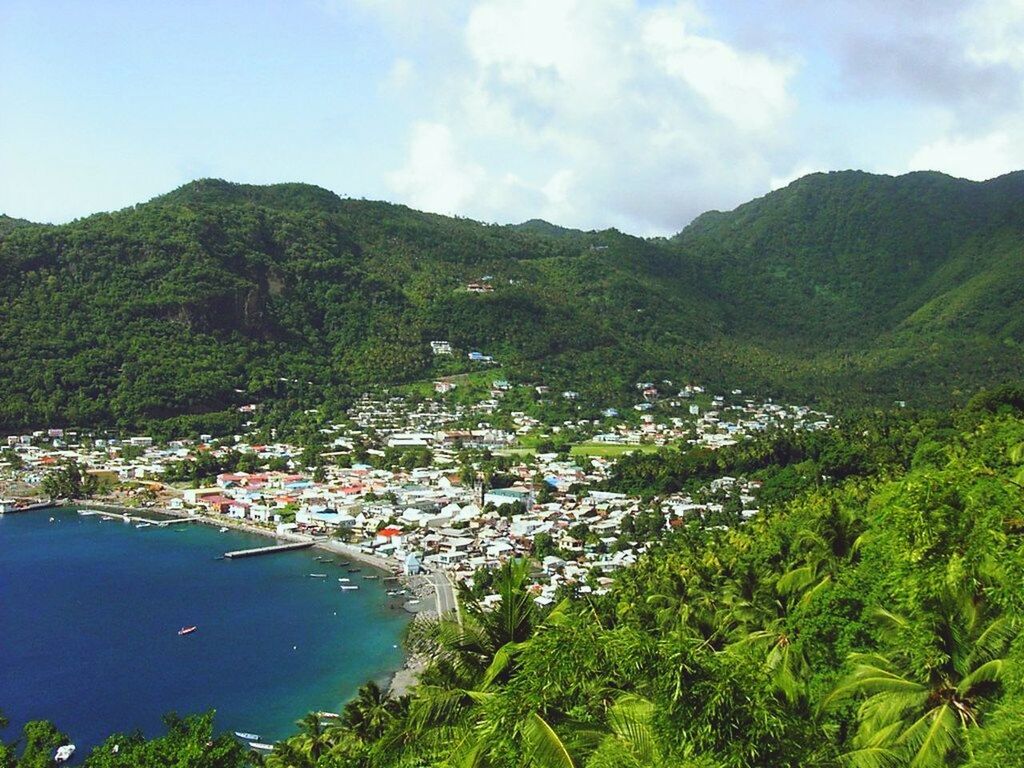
[385,0,800,233]
[643,5,794,133]
[908,129,1024,181]
[963,0,1024,65]
[386,122,486,214]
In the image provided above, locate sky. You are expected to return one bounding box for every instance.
[2,0,1024,235]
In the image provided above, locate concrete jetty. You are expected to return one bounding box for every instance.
[224,541,315,559]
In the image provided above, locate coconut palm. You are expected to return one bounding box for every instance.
[826,587,1015,767]
[266,713,333,768]
[341,681,401,742]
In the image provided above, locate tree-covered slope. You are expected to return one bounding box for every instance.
[1,171,1023,431]
[0,180,718,430]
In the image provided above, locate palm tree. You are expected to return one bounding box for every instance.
[777,499,865,608]
[267,713,332,768]
[342,681,399,741]
[394,559,584,766]
[826,588,1015,767]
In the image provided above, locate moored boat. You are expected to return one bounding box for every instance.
[234,731,260,741]
[54,745,76,763]
[248,742,274,752]
[308,573,328,578]
[340,584,359,591]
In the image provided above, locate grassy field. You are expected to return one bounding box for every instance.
[569,441,663,457]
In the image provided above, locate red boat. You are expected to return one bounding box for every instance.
[178,626,197,636]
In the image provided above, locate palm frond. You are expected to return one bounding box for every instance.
[522,712,576,768]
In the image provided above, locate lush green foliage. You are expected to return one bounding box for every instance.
[3,171,1024,433]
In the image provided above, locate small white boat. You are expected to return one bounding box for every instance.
[219,526,229,533]
[338,577,350,583]
[317,712,340,719]
[135,522,151,529]
[54,745,76,763]
[309,573,328,579]
[248,742,274,752]
[340,585,359,591]
[234,731,260,741]
[49,516,55,522]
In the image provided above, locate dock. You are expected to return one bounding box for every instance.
[224,541,314,559]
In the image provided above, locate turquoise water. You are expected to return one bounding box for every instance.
[0,508,409,753]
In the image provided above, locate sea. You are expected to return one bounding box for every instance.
[0,507,410,755]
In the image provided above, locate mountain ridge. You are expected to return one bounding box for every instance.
[0,170,1021,432]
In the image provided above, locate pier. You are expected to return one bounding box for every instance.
[224,541,314,559]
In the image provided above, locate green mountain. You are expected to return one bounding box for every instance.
[1,171,1022,431]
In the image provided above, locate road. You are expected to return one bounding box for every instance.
[428,569,459,620]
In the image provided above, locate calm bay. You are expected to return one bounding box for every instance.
[0,508,409,753]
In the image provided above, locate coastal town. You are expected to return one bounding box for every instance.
[1,377,832,620]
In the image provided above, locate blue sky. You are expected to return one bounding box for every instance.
[3,0,1023,234]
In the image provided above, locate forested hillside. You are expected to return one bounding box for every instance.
[1,171,1022,432]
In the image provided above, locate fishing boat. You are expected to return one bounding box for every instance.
[308,573,328,579]
[317,712,340,719]
[347,567,361,573]
[248,742,274,752]
[338,577,350,582]
[178,626,197,636]
[135,522,151,528]
[234,731,260,741]
[362,575,378,580]
[340,585,359,591]
[219,526,229,532]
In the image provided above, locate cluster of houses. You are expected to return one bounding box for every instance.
[1,382,832,604]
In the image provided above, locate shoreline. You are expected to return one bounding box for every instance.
[71,498,433,697]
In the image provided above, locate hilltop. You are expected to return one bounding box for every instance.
[0,171,1022,431]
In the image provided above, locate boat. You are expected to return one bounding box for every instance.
[347,568,361,573]
[54,745,76,763]
[219,526,229,533]
[340,585,359,591]
[338,577,350,582]
[178,626,197,636]
[135,522,151,528]
[317,712,340,719]
[308,573,328,579]
[234,731,260,741]
[362,575,378,580]
[248,742,274,752]
[49,516,55,522]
